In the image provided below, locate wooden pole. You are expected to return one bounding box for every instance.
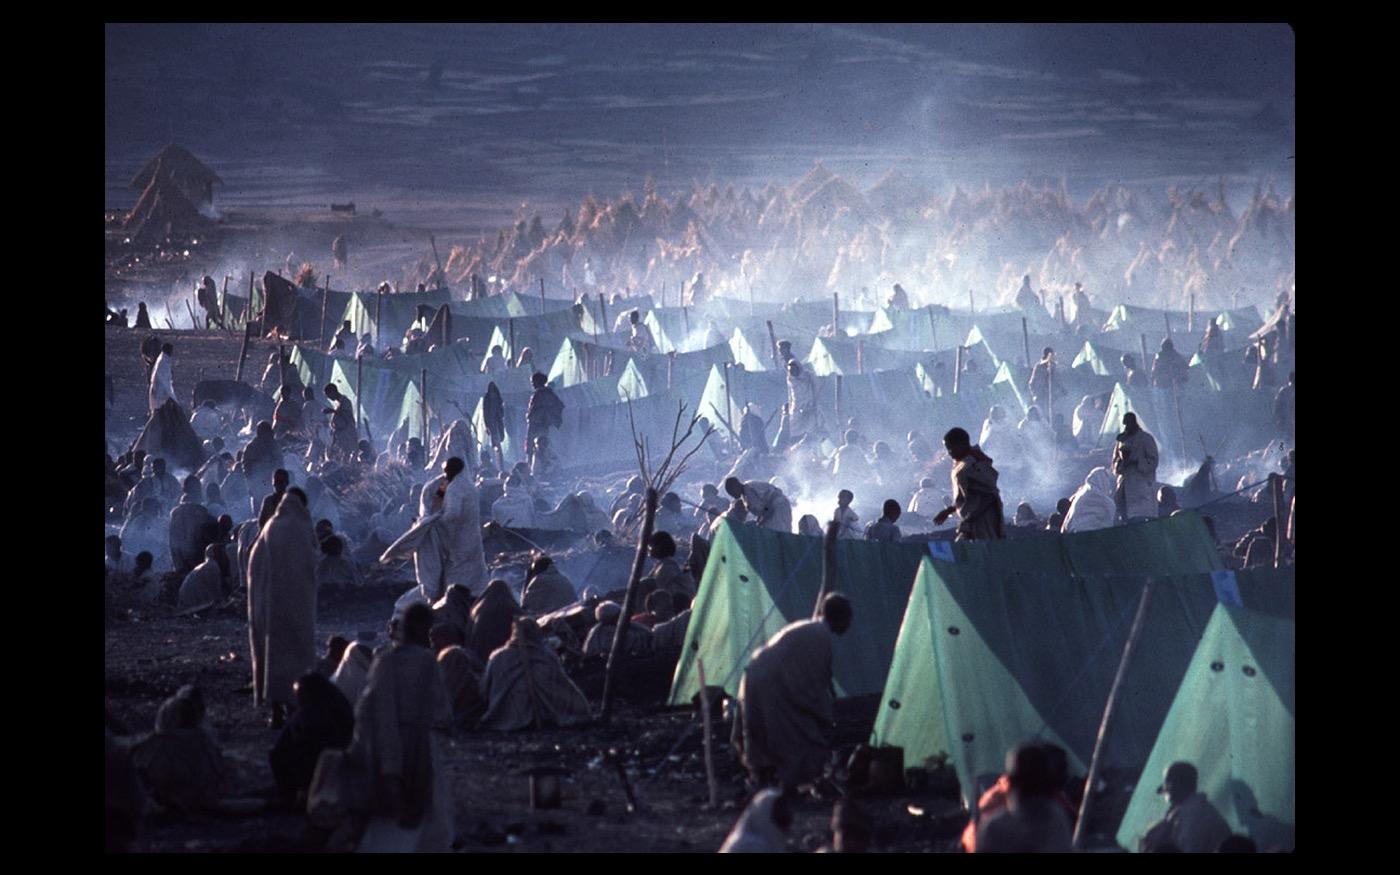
[682,303,690,340]
[954,345,963,395]
[766,320,780,368]
[814,520,839,616]
[355,354,364,441]
[1139,334,1150,381]
[928,307,938,354]
[508,318,517,366]
[376,287,385,350]
[221,275,229,331]
[234,321,252,383]
[600,488,658,722]
[1072,580,1155,850]
[429,235,443,288]
[1021,316,1031,370]
[319,286,329,346]
[1163,312,1172,338]
[696,657,719,809]
[722,363,732,425]
[968,288,975,315]
[1271,473,1284,568]
[539,276,547,314]
[248,271,255,329]
[421,368,428,444]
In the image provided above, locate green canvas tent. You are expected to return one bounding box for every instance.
[803,336,927,377]
[342,289,451,345]
[729,326,775,371]
[695,364,789,435]
[668,519,929,706]
[869,514,1261,815]
[1116,598,1294,852]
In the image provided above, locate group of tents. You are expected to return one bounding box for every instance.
[250,276,1272,482]
[673,515,1294,852]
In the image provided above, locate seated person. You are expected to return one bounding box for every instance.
[478,618,592,731]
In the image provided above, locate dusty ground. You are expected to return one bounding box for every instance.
[106,581,977,854]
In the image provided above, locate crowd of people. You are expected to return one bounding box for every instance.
[105,260,1294,853]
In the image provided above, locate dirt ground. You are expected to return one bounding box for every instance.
[105,579,982,854]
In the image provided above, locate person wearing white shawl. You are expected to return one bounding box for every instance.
[427,419,475,474]
[345,604,453,853]
[1060,467,1117,533]
[247,488,319,727]
[718,789,791,853]
[177,544,225,611]
[490,473,537,528]
[148,343,176,414]
[478,618,592,732]
[1111,412,1160,522]
[381,457,489,620]
[331,641,375,707]
[189,400,222,441]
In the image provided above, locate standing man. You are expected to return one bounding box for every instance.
[1112,412,1159,523]
[933,427,1006,541]
[247,487,318,729]
[381,457,489,613]
[322,384,358,461]
[1027,348,1055,408]
[525,372,565,458]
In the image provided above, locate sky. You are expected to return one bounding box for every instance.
[106,23,1294,232]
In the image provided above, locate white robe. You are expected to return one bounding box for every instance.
[719,789,787,853]
[1112,429,1160,521]
[148,352,175,413]
[491,488,537,529]
[1061,467,1117,533]
[381,473,488,602]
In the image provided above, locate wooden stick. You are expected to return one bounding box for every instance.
[539,275,546,314]
[599,488,658,722]
[508,318,516,366]
[421,368,428,443]
[814,519,839,616]
[376,287,384,350]
[722,363,732,425]
[1072,579,1155,849]
[355,354,364,441]
[221,275,229,331]
[954,345,963,395]
[1021,316,1031,370]
[320,286,329,346]
[1163,311,1172,337]
[696,657,719,809]
[234,321,252,383]
[968,288,975,315]
[682,302,690,340]
[1271,473,1284,568]
[928,307,938,354]
[766,320,780,368]
[248,271,255,327]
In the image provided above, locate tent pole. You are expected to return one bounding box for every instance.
[221,275,229,332]
[766,320,779,368]
[421,368,428,445]
[814,520,839,617]
[1072,580,1155,850]
[600,488,658,723]
[355,354,363,442]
